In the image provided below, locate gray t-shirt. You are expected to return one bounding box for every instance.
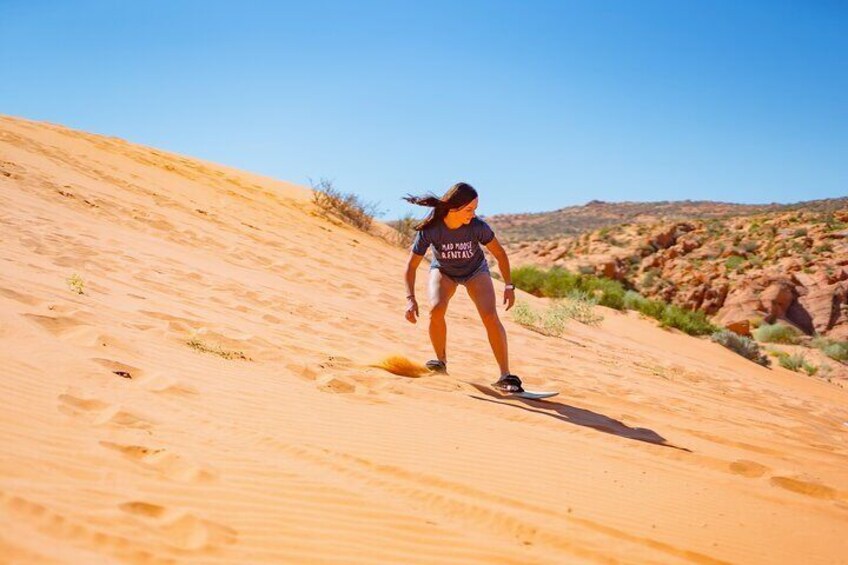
[411,216,495,278]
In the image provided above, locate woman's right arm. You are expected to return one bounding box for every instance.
[404,252,424,323]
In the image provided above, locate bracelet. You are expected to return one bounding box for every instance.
[406,294,416,300]
[505,284,515,290]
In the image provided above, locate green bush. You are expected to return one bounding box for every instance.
[636,297,667,319]
[541,267,580,298]
[660,305,718,336]
[811,337,848,363]
[579,276,626,310]
[725,255,745,270]
[710,330,770,366]
[512,266,548,297]
[558,290,603,326]
[753,323,801,345]
[776,352,816,374]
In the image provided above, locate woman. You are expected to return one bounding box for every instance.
[402,182,524,393]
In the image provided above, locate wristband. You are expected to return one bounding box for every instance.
[505,284,515,291]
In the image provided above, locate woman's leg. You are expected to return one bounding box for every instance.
[428,269,458,364]
[464,273,510,378]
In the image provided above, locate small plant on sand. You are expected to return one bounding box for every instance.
[811,337,848,363]
[66,273,85,295]
[387,212,418,248]
[186,332,249,361]
[753,323,801,345]
[310,178,383,232]
[510,301,540,327]
[774,351,817,374]
[557,290,603,326]
[511,293,602,337]
[659,305,717,336]
[710,330,771,367]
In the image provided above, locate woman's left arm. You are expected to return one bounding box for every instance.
[484,237,515,310]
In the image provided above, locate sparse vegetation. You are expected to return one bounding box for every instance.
[186,334,249,360]
[775,351,817,375]
[510,293,603,337]
[753,323,801,345]
[725,255,745,271]
[310,178,383,231]
[659,305,717,336]
[66,273,85,295]
[811,337,848,363]
[512,266,716,336]
[387,212,418,248]
[710,330,770,366]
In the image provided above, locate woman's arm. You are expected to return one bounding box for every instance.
[405,252,424,298]
[484,237,515,310]
[404,252,425,322]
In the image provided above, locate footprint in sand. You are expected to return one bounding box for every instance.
[100,441,216,483]
[58,393,154,429]
[298,356,387,402]
[118,501,237,551]
[22,313,125,349]
[0,491,167,563]
[0,287,42,306]
[769,476,841,501]
[89,357,197,394]
[90,357,140,380]
[728,460,769,478]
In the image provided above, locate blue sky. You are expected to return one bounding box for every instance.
[1,0,845,219]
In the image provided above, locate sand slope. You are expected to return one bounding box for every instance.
[1,114,847,564]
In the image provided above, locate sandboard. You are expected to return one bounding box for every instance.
[508,390,558,400]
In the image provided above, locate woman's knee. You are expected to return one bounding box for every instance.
[429,302,449,319]
[479,309,500,326]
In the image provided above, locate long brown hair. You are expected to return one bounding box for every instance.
[403,182,478,231]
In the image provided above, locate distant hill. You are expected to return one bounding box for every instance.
[489,197,848,339]
[485,198,848,243]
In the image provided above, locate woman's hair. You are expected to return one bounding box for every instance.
[403,182,478,231]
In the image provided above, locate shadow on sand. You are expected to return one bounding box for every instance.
[468,383,690,452]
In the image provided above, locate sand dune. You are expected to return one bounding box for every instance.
[1,114,847,564]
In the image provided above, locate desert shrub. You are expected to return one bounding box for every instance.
[776,352,816,374]
[541,266,580,298]
[510,293,603,337]
[660,305,718,336]
[557,290,603,326]
[66,273,85,295]
[510,301,539,326]
[310,178,382,231]
[623,290,646,310]
[811,337,848,363]
[512,266,548,296]
[710,330,770,366]
[578,276,626,310]
[753,323,801,345]
[389,212,418,248]
[725,255,745,270]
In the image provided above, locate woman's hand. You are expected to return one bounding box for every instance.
[405,297,419,323]
[503,288,515,311]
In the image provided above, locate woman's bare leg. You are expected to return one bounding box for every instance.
[428,269,458,364]
[465,273,510,378]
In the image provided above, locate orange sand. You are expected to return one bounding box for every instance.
[1,114,847,564]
